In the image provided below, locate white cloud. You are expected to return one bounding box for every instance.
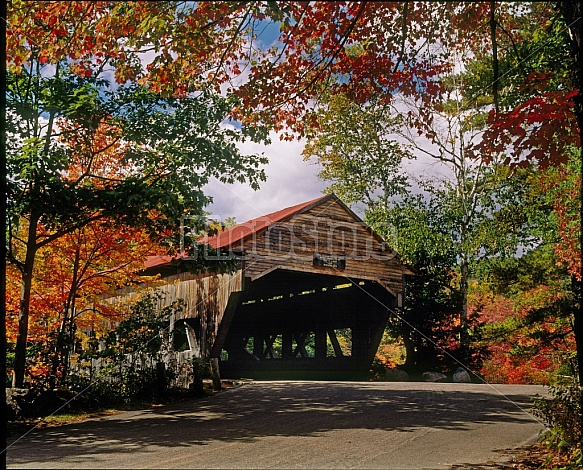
[203,132,327,223]
[201,122,451,224]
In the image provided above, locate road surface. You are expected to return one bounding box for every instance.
[6,381,547,469]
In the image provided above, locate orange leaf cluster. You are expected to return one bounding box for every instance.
[6,217,160,381]
[470,282,575,385]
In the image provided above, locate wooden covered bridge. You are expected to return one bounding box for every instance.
[141,194,414,380]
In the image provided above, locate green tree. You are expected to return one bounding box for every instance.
[368,180,527,373]
[302,93,413,209]
[369,194,464,374]
[304,86,532,367]
[6,63,268,388]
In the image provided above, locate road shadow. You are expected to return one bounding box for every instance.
[6,382,546,466]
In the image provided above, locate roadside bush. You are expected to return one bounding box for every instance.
[532,380,582,469]
[68,292,184,406]
[369,356,390,381]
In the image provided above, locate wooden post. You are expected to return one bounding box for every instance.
[315,328,327,359]
[155,361,167,404]
[253,334,263,359]
[282,333,293,359]
[351,325,368,363]
[293,332,309,358]
[209,358,221,391]
[327,329,344,358]
[264,335,277,359]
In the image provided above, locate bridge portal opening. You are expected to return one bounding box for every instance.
[216,269,395,380]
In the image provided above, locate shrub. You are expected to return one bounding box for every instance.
[532,381,582,469]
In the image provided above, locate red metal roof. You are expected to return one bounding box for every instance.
[142,194,333,270]
[143,254,174,269]
[202,194,332,250]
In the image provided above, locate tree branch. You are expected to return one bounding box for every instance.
[276,1,368,107]
[490,1,500,113]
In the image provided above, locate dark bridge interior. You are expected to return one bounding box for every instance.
[216,269,395,380]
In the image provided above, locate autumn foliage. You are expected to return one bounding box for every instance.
[5,216,160,386]
[7,1,270,387]
[471,281,575,385]
[5,1,582,396]
[537,150,582,281]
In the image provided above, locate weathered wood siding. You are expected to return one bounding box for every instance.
[240,199,407,295]
[107,269,243,356]
[153,270,243,321]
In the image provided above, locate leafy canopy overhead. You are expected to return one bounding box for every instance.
[6,0,274,387]
[8,2,576,159]
[6,69,269,251]
[3,2,490,132]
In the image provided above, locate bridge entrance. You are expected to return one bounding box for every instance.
[216,269,394,379]
[143,194,413,380]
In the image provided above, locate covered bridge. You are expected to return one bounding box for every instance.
[143,194,414,379]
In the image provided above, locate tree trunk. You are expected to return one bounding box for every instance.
[12,220,38,388]
[459,255,469,365]
[401,324,418,372]
[556,0,582,444]
[51,316,74,388]
[61,314,76,383]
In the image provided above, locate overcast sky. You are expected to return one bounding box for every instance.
[202,128,447,224]
[203,132,328,223]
